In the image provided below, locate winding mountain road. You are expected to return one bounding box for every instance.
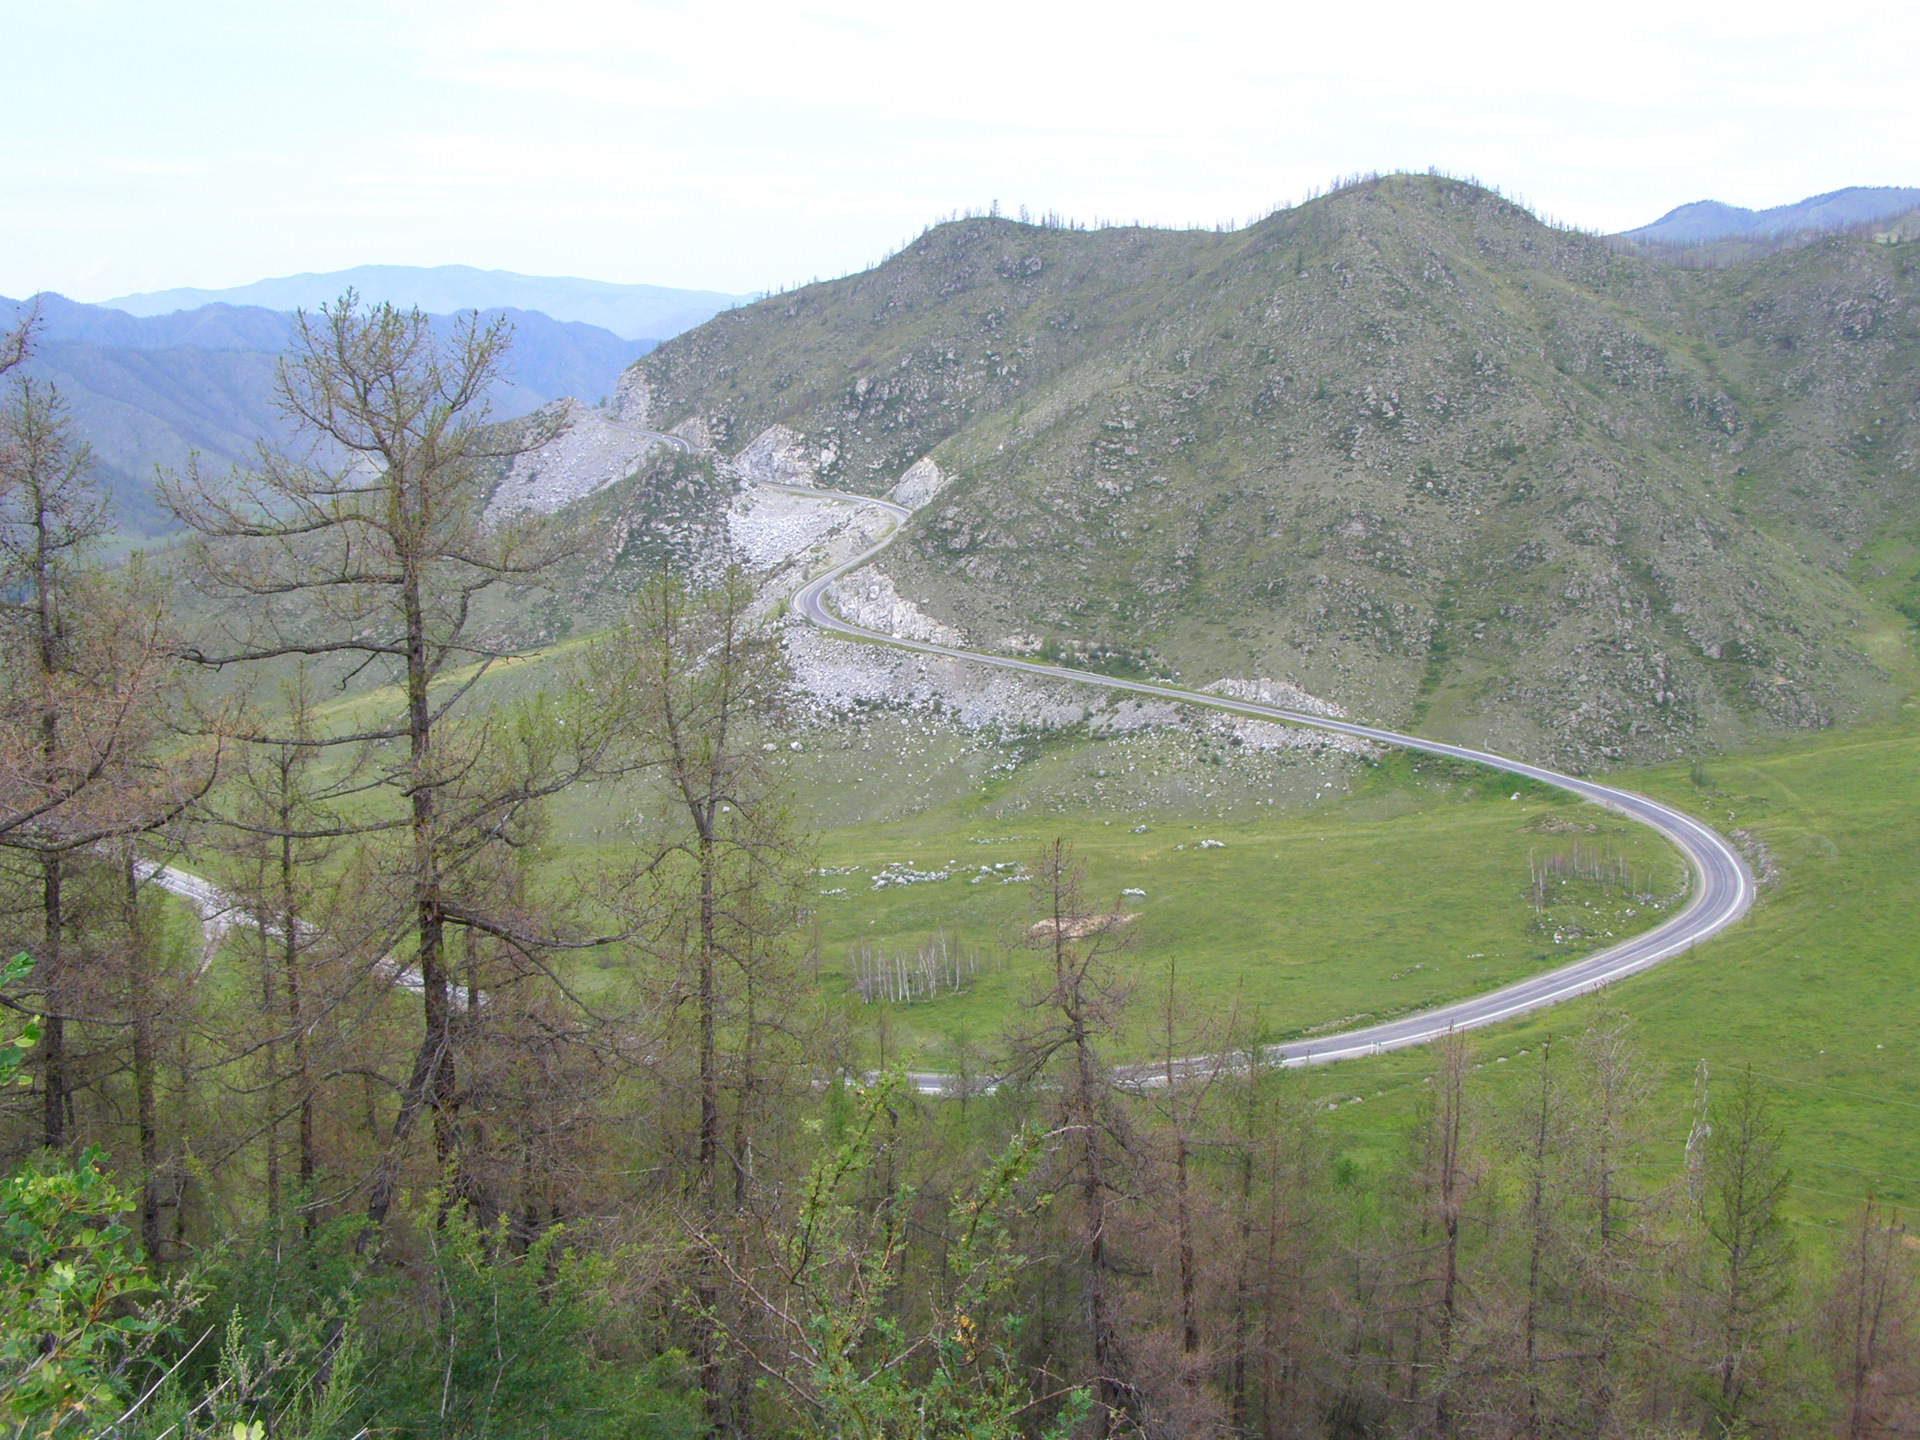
[145,466,1754,1085]
[778,485,1755,1079]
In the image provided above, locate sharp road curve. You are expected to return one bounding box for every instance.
[779,485,1755,1078]
[146,468,1752,1087]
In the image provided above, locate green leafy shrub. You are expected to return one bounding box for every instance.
[0,953,167,1434]
[352,1204,702,1440]
[0,1151,161,1432]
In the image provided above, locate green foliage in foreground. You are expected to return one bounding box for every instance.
[0,1152,158,1431]
[2,938,1915,1437]
[0,945,701,1438]
[0,1195,709,1439]
[0,954,164,1434]
[756,1072,1090,1440]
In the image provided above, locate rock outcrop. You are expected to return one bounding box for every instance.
[727,486,864,571]
[489,399,665,519]
[890,456,948,509]
[607,369,652,425]
[826,568,968,646]
[731,424,820,487]
[1204,676,1348,720]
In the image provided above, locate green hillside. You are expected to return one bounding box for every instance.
[626,174,1920,769]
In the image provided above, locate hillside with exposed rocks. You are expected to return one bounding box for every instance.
[601,174,1919,770]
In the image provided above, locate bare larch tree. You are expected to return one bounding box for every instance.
[160,294,594,1235]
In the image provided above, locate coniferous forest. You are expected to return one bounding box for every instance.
[2,298,1917,1440]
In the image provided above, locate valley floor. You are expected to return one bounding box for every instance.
[557,682,1919,1231]
[1292,707,1920,1233]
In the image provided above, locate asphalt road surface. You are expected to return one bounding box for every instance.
[778,485,1754,1083]
[146,475,1752,1090]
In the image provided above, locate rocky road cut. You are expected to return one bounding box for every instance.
[150,462,1754,1094]
[777,486,1756,1092]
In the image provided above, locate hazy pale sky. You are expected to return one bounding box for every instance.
[6,0,1916,301]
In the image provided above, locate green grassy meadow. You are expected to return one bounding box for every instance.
[180,593,1920,1235]
[804,760,1685,1061]
[723,677,1920,1237]
[1286,703,1920,1234]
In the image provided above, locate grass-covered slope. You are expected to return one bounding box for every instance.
[627,174,1920,770]
[802,763,1687,1064]
[1301,707,1920,1226]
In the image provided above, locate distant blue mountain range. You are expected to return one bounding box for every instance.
[105,265,747,343]
[4,291,658,535]
[1621,186,1920,246]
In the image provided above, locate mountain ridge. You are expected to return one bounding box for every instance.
[5,291,655,534]
[104,264,747,342]
[1618,185,1920,247]
[606,173,1919,770]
